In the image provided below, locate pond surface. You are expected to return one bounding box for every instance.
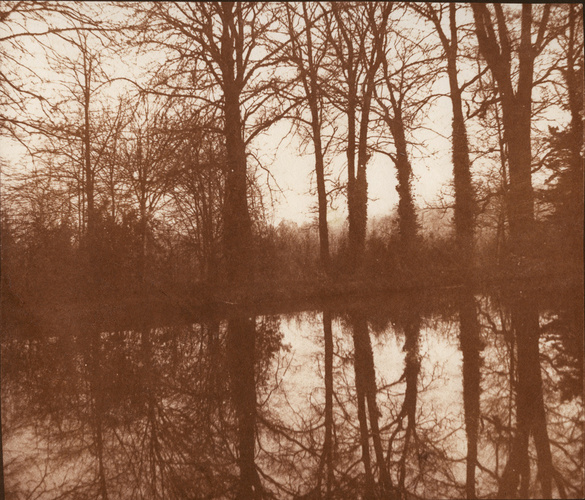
[2,287,583,499]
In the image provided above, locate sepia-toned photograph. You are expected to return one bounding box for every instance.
[1,2,583,498]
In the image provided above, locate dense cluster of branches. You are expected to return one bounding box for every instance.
[1,2,583,302]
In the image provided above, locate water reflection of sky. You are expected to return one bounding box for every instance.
[268,311,470,494]
[2,293,583,499]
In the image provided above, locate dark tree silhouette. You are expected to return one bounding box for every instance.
[414,3,477,270]
[325,2,392,272]
[284,3,332,273]
[472,4,551,260]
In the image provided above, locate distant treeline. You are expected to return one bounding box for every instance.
[0,197,580,306]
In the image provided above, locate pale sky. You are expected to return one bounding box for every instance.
[1,3,570,230]
[261,94,456,227]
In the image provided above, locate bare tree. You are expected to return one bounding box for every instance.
[369,4,447,274]
[136,2,288,287]
[284,3,333,274]
[323,2,392,272]
[472,4,552,260]
[413,3,477,270]
[116,96,179,285]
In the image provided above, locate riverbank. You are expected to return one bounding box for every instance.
[2,262,581,336]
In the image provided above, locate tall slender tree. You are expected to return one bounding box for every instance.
[284,3,332,273]
[324,2,392,272]
[413,3,477,270]
[371,3,441,271]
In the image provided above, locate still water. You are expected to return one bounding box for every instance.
[2,288,583,499]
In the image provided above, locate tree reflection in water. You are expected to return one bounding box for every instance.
[322,310,334,498]
[227,315,261,499]
[1,291,583,499]
[385,305,422,500]
[349,309,392,498]
[458,286,481,499]
[498,291,553,499]
[477,291,583,499]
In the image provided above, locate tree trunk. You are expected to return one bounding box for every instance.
[223,88,252,285]
[228,315,260,499]
[82,46,97,291]
[313,124,331,274]
[447,4,475,270]
[389,102,418,264]
[302,4,331,273]
[472,4,548,259]
[221,3,253,286]
[139,193,147,288]
[459,287,481,499]
[353,84,373,273]
[346,88,359,271]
